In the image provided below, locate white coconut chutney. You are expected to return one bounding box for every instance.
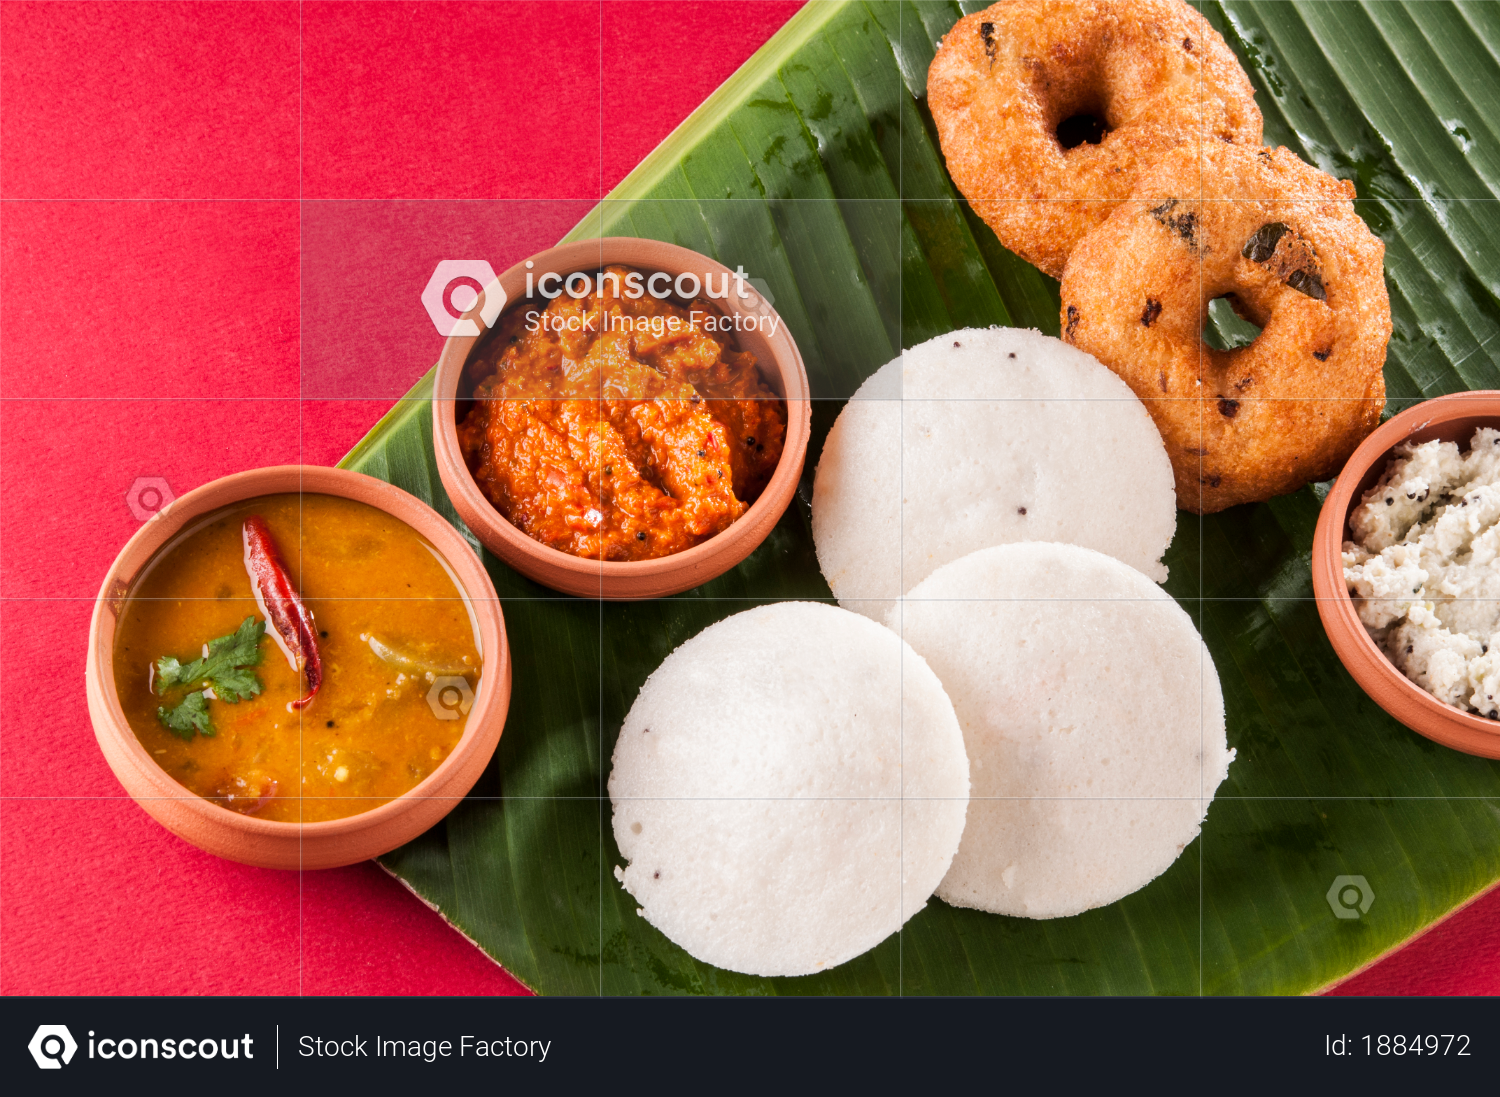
[1343,428,1500,715]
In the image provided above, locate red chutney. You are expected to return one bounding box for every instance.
[457,265,787,561]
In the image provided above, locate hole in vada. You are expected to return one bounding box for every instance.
[1203,296,1263,351]
[1056,113,1111,149]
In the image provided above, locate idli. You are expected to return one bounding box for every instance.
[609,601,969,977]
[890,542,1233,919]
[812,327,1176,622]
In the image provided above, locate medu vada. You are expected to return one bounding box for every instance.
[1059,141,1391,514]
[928,0,1262,278]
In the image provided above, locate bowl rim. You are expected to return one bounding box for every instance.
[87,464,510,835]
[1312,390,1500,754]
[430,236,812,593]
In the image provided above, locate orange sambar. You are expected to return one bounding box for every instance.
[456,264,787,561]
[112,493,482,822]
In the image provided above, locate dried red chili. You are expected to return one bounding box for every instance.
[242,515,322,709]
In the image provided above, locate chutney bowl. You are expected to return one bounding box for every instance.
[431,236,811,600]
[1312,391,1500,759]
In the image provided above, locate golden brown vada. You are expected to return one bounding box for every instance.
[928,0,1262,278]
[1059,142,1391,514]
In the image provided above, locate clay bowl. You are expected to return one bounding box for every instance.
[432,237,811,599]
[86,465,511,869]
[1312,391,1500,759]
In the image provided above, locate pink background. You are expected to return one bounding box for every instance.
[0,0,1493,996]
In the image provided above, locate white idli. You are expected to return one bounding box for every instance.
[608,601,969,977]
[812,327,1176,622]
[890,542,1233,919]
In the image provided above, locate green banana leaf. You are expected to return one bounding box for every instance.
[344,0,1500,994]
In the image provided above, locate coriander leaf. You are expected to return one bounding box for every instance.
[189,616,266,690]
[210,616,266,670]
[212,664,263,704]
[155,617,266,697]
[155,655,191,689]
[156,650,209,692]
[151,618,267,738]
[158,690,213,739]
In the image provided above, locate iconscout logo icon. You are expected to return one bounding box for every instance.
[29,1025,78,1069]
[1326,874,1375,920]
[426,675,475,721]
[422,260,507,336]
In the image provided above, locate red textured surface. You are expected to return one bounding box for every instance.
[301,1,601,201]
[1329,883,1500,996]
[0,1,298,199]
[0,0,1491,997]
[300,199,591,400]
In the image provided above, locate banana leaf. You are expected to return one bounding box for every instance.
[345,0,1500,994]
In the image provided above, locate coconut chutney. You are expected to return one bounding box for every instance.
[1343,428,1500,715]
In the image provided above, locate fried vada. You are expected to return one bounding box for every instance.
[928,0,1262,278]
[1059,142,1391,513]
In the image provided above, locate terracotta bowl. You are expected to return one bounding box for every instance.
[432,236,811,599]
[85,465,511,869]
[1312,391,1500,759]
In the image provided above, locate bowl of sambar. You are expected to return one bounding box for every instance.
[86,465,510,869]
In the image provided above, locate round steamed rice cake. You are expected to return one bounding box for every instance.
[609,601,970,977]
[891,542,1233,919]
[812,327,1176,622]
